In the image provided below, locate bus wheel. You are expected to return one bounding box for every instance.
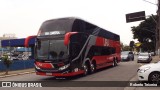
[83,63,89,76]
[90,62,96,73]
[113,59,117,67]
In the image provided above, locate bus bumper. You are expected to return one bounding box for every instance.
[36,70,84,77]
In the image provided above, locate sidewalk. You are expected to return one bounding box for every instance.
[151,55,160,63]
[124,55,160,90]
[0,68,35,78]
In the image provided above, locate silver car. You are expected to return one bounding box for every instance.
[137,52,152,63]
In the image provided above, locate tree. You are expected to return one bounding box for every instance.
[121,42,131,51]
[2,54,12,75]
[122,45,131,51]
[131,15,157,52]
[120,42,124,51]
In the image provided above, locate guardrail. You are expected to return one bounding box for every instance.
[0,60,34,71]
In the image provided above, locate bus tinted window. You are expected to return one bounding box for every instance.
[88,46,115,57]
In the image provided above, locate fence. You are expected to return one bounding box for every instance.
[0,60,34,71]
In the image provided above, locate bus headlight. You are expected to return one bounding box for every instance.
[59,64,70,71]
[35,64,41,70]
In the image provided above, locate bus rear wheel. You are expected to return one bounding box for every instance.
[113,59,117,67]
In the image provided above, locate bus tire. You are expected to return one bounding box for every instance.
[113,59,117,67]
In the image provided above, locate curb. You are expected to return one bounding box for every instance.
[124,75,137,90]
[0,71,35,78]
[124,56,159,90]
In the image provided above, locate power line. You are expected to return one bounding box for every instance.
[143,0,157,5]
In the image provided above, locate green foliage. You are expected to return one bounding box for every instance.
[120,42,124,49]
[122,45,132,51]
[131,15,157,51]
[2,54,12,68]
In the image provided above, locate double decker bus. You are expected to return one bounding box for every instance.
[34,17,121,77]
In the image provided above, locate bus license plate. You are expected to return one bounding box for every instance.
[46,73,52,76]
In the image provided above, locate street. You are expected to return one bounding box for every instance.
[0,55,159,90]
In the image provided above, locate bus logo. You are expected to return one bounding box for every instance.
[104,39,109,46]
[2,82,11,87]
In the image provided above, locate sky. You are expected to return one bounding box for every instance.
[0,0,157,45]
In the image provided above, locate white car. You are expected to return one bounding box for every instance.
[137,61,160,82]
[137,52,152,63]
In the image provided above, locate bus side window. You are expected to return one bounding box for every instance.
[93,46,102,56]
[112,48,116,54]
[101,47,110,55]
[88,46,101,56]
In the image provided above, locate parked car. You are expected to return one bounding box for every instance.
[151,52,156,56]
[137,61,160,82]
[134,52,139,55]
[0,58,2,61]
[10,54,19,60]
[121,51,134,61]
[137,52,152,63]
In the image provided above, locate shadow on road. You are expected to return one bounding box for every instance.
[40,65,115,81]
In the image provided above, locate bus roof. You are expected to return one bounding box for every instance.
[39,17,120,41]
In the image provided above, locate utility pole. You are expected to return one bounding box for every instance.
[157,0,160,56]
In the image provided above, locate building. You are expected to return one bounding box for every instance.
[0,33,17,48]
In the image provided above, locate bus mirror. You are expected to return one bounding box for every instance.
[64,32,77,46]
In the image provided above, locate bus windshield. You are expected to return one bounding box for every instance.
[36,39,68,61]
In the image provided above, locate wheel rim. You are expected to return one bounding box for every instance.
[151,73,160,82]
[91,63,95,72]
[83,65,88,75]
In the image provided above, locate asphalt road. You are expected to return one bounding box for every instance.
[0,55,157,90]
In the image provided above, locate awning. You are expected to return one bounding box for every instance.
[1,36,36,47]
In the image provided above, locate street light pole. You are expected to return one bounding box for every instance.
[157,0,160,57]
[9,36,11,60]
